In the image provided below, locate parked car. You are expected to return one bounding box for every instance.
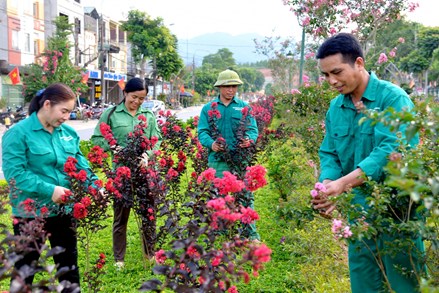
[141,99,165,115]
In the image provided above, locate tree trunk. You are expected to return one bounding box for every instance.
[139,58,147,80]
[153,57,157,99]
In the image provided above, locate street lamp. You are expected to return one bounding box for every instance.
[286,51,294,91]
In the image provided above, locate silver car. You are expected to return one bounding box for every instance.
[141,100,165,115]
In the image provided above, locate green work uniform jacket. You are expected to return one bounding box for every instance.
[197,96,258,176]
[319,72,418,204]
[91,103,162,157]
[2,112,96,218]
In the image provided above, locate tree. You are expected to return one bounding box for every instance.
[121,10,178,98]
[193,64,219,96]
[237,67,265,92]
[156,36,184,86]
[283,0,418,47]
[254,36,300,93]
[398,27,439,89]
[22,16,88,102]
[202,48,236,70]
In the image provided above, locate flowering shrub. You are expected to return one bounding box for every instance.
[22,17,88,99]
[61,156,112,277]
[283,0,417,42]
[0,183,79,292]
[331,219,353,239]
[83,253,107,292]
[250,95,275,134]
[207,102,258,178]
[78,104,276,291]
[141,167,271,292]
[274,82,335,161]
[308,98,438,290]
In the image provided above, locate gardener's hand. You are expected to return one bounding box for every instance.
[113,146,123,154]
[212,141,225,152]
[239,138,252,148]
[139,153,149,168]
[52,186,71,204]
[311,179,337,217]
[312,196,336,217]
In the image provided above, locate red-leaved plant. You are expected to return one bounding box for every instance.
[140,167,272,292]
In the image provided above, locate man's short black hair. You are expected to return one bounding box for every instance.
[316,33,364,65]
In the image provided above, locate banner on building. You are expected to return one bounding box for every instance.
[118,78,125,90]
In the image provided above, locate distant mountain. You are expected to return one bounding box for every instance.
[178,32,266,66]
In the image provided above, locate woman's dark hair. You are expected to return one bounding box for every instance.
[124,77,148,94]
[106,77,148,124]
[316,33,364,65]
[28,83,76,115]
[107,77,148,125]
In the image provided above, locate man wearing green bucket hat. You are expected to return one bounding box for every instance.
[198,69,260,241]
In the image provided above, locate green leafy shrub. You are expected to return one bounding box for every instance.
[266,138,314,201]
[273,83,336,161]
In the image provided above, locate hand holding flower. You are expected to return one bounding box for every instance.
[52,186,71,204]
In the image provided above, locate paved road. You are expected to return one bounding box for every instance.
[0,106,202,179]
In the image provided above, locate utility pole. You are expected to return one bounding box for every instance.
[152,57,157,99]
[99,15,107,103]
[192,55,195,91]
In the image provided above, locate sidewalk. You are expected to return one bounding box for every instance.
[0,105,200,135]
[64,118,98,130]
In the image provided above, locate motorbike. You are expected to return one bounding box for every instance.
[1,106,27,124]
[13,105,28,123]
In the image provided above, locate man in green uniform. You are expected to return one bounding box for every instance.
[197,69,260,241]
[312,33,424,292]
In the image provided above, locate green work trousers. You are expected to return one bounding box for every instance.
[349,233,425,293]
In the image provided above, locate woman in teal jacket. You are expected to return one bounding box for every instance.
[91,77,162,269]
[2,83,95,291]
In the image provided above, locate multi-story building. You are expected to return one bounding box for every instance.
[0,0,46,106]
[0,0,129,107]
[81,10,128,104]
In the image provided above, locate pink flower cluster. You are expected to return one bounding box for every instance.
[208,102,221,119]
[87,146,109,165]
[310,182,326,198]
[155,249,167,264]
[206,196,259,229]
[213,172,245,195]
[332,218,353,239]
[244,165,267,192]
[95,253,106,269]
[251,103,272,124]
[197,168,217,184]
[187,245,201,260]
[100,123,117,146]
[378,53,388,64]
[211,250,224,266]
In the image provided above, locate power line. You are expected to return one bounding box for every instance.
[185,42,255,48]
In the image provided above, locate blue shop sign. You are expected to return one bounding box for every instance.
[87,70,127,81]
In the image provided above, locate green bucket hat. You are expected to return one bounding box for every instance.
[214,69,243,87]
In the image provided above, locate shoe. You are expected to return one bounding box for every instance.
[146,255,155,263]
[115,261,125,270]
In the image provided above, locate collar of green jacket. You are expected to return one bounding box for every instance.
[337,72,379,109]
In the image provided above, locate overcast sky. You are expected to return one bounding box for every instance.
[84,0,438,40]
